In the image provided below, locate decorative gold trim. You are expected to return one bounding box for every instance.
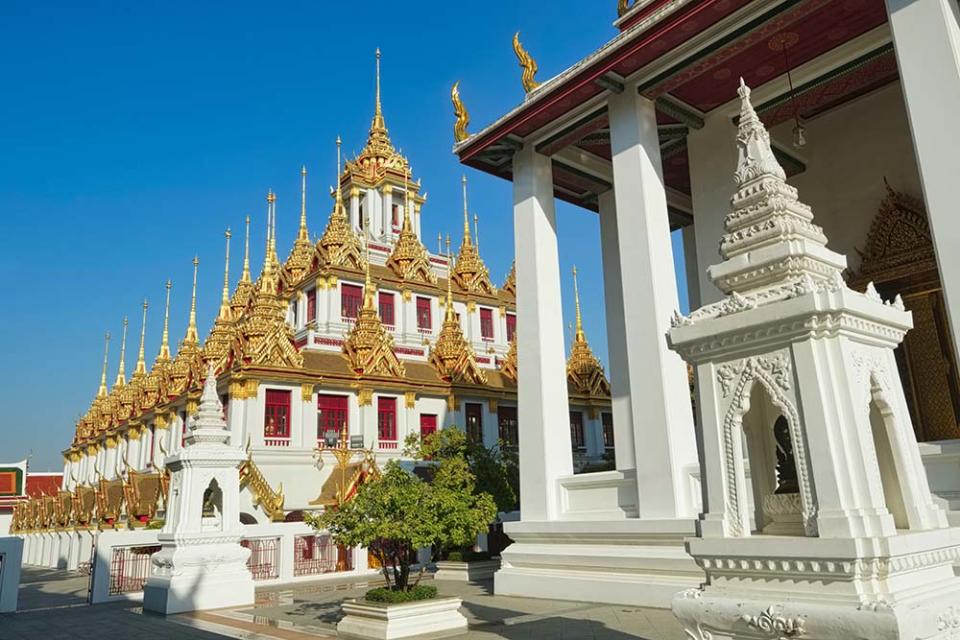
[446,394,457,412]
[451,81,471,143]
[488,398,498,413]
[301,383,315,402]
[404,390,417,408]
[358,387,373,406]
[513,32,541,93]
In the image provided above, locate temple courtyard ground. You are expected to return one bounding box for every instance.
[1,567,687,639]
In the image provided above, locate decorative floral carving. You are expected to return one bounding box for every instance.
[740,606,805,638]
[939,606,960,632]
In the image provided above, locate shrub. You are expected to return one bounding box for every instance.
[365,584,438,603]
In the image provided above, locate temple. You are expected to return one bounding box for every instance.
[7,52,612,572]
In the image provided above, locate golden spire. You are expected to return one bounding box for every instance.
[266,190,278,264]
[362,235,375,311]
[114,317,128,388]
[461,175,472,246]
[298,165,309,242]
[97,332,111,398]
[241,215,251,283]
[157,280,172,362]
[445,243,455,321]
[218,228,232,321]
[335,136,343,206]
[373,48,385,134]
[184,256,200,345]
[573,265,585,343]
[134,299,148,377]
[386,168,435,283]
[319,136,364,270]
[429,241,487,385]
[437,232,442,255]
[474,214,480,254]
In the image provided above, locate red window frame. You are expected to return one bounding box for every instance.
[306,288,317,324]
[377,397,397,443]
[497,406,518,446]
[378,292,395,326]
[480,308,494,340]
[416,297,431,331]
[506,313,516,342]
[420,414,438,439]
[465,403,483,443]
[569,411,585,450]
[264,390,291,438]
[317,394,349,443]
[602,412,614,449]
[341,284,363,320]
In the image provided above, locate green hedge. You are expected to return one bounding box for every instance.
[365,585,438,603]
[445,550,492,562]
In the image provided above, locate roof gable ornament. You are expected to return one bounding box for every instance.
[319,137,365,271]
[513,32,541,94]
[342,239,406,379]
[566,266,610,397]
[500,334,518,384]
[451,81,471,143]
[501,261,516,297]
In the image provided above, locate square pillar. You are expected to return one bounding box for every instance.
[598,190,637,470]
[887,0,960,365]
[608,87,698,518]
[513,143,573,521]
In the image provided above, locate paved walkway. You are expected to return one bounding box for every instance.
[1,568,687,640]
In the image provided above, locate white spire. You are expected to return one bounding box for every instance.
[184,364,229,446]
[733,78,786,188]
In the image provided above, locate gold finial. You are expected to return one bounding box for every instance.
[617,0,631,17]
[572,265,585,343]
[372,48,386,133]
[446,233,451,257]
[158,280,172,362]
[451,81,471,143]
[402,167,413,229]
[134,299,148,376]
[114,316,128,388]
[445,243,455,321]
[241,216,251,283]
[437,232,442,255]
[298,165,309,242]
[474,213,480,254]
[266,190,278,262]
[461,175,472,245]
[513,32,541,93]
[362,235,375,311]
[185,256,199,344]
[335,136,343,207]
[219,228,231,320]
[97,331,111,398]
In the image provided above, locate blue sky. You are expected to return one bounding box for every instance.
[0,1,689,470]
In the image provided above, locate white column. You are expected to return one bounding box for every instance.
[887,0,960,363]
[598,190,637,470]
[382,187,393,240]
[681,225,701,310]
[513,143,572,521]
[608,87,698,519]
[350,188,361,230]
[687,112,737,306]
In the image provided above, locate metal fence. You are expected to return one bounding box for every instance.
[108,544,161,595]
[293,534,351,576]
[241,536,281,581]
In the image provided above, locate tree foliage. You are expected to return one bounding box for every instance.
[307,437,497,591]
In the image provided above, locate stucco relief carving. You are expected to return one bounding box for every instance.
[740,606,805,638]
[717,352,817,537]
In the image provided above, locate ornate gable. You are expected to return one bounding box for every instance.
[342,257,405,379]
[386,179,436,285]
[856,181,934,280]
[430,277,487,385]
[566,267,610,397]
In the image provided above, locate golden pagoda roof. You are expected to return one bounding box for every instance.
[165,257,205,397]
[386,172,436,285]
[501,261,516,298]
[232,193,304,371]
[343,50,410,185]
[282,166,320,289]
[430,258,487,385]
[452,177,495,295]
[319,138,365,271]
[204,228,237,374]
[342,248,406,379]
[566,267,610,397]
[499,335,518,384]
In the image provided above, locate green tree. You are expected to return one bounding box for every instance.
[307,453,496,592]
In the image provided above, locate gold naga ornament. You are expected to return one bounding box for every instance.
[342,240,406,379]
[430,249,488,385]
[513,32,541,94]
[386,168,436,284]
[203,228,237,373]
[617,0,633,18]
[452,176,495,294]
[231,191,304,370]
[451,81,471,143]
[165,257,205,396]
[318,137,365,270]
[281,165,320,290]
[566,266,611,397]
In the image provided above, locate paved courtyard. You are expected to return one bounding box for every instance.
[0,568,687,640]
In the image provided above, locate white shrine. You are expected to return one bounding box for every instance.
[143,365,254,614]
[668,79,960,640]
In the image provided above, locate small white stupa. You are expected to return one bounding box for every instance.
[668,79,960,639]
[143,364,254,614]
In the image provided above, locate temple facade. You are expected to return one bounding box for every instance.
[8,54,612,543]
